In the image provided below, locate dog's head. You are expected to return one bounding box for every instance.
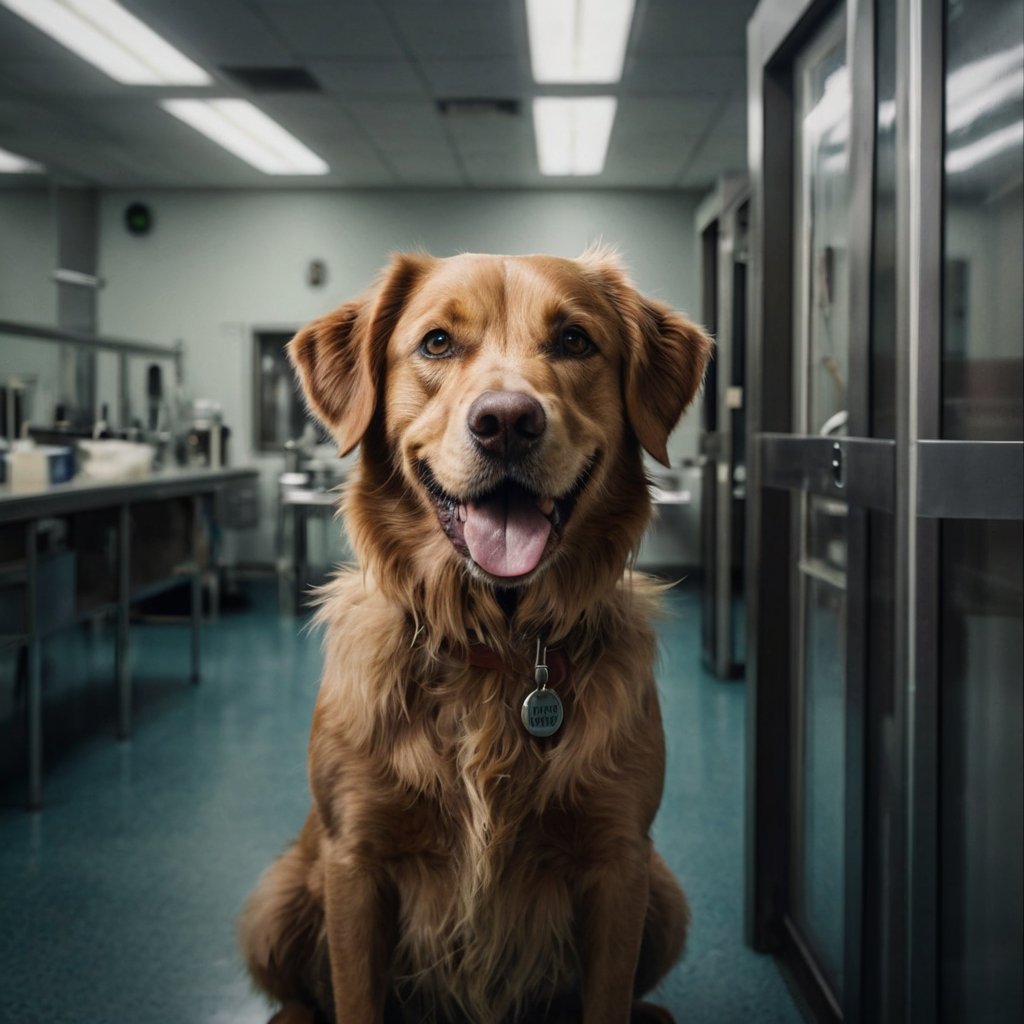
[290,249,710,621]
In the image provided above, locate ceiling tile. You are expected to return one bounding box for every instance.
[633,0,760,57]
[385,2,524,58]
[623,55,747,96]
[126,0,291,69]
[419,59,529,99]
[384,145,466,186]
[257,2,404,59]
[308,59,425,98]
[676,133,749,189]
[348,99,447,144]
[615,97,723,140]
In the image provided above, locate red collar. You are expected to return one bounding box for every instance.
[464,640,572,688]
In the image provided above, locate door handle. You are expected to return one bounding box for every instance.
[831,442,845,490]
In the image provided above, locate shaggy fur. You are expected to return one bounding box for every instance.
[239,249,712,1024]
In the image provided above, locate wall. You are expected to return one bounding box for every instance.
[92,188,707,565]
[0,189,62,423]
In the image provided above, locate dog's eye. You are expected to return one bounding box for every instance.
[419,329,453,359]
[558,327,596,358]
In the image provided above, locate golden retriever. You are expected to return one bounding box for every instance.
[239,248,712,1024]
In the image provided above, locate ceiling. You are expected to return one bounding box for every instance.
[0,0,756,191]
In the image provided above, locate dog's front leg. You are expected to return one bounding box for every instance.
[323,845,396,1024]
[579,847,651,1024]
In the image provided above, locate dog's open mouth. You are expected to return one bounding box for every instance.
[417,460,595,580]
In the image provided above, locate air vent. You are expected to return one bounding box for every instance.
[436,99,521,117]
[220,66,321,93]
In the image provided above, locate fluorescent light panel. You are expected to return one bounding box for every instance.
[0,0,210,84]
[533,97,616,176]
[162,99,329,176]
[526,0,636,84]
[0,146,44,173]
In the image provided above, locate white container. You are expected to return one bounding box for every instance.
[77,440,154,482]
[8,443,75,490]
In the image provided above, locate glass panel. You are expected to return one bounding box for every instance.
[254,331,324,452]
[730,244,748,668]
[795,494,848,997]
[871,0,899,440]
[798,565,848,994]
[791,8,849,1001]
[794,11,851,438]
[940,519,1024,1023]
[942,0,1024,441]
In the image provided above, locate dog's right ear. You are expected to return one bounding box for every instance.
[288,252,432,455]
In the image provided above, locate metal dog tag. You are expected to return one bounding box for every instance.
[521,640,563,737]
[521,687,563,737]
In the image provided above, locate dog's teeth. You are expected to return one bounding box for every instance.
[537,496,555,516]
[457,504,467,523]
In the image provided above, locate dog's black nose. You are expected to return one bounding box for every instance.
[467,390,546,459]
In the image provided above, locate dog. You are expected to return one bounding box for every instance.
[239,248,712,1024]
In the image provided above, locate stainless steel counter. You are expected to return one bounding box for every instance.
[0,466,258,523]
[0,465,259,808]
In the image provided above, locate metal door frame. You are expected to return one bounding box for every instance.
[697,176,751,680]
[746,0,878,1018]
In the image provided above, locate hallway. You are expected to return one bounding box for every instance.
[0,583,800,1024]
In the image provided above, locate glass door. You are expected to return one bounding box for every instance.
[790,11,850,1002]
[933,0,1022,1017]
[746,0,887,1018]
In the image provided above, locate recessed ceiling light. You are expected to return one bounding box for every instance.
[0,146,44,173]
[526,0,636,84]
[0,0,211,85]
[161,99,329,176]
[533,97,617,176]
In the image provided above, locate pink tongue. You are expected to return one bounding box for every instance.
[463,489,552,578]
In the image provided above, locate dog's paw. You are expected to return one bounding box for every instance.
[631,1001,676,1024]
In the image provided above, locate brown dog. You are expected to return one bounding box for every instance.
[239,248,712,1024]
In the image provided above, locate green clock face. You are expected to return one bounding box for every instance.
[125,202,152,235]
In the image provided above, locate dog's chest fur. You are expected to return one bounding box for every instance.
[311,575,660,1022]
[374,671,589,1022]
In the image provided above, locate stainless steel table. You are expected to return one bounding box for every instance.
[0,467,258,808]
[276,483,341,614]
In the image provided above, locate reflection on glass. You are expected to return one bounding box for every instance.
[799,566,847,993]
[792,7,849,1001]
[942,0,1023,440]
[795,18,851,438]
[940,520,1024,1023]
[255,331,324,452]
[940,2,1024,1018]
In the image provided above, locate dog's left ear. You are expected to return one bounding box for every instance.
[581,249,714,467]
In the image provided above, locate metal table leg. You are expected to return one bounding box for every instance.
[25,519,42,810]
[294,503,308,613]
[116,504,132,740]
[190,494,201,684]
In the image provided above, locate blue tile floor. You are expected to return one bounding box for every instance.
[0,583,801,1024]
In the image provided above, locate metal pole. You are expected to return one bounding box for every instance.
[191,495,202,684]
[118,352,130,431]
[25,519,42,810]
[116,504,132,740]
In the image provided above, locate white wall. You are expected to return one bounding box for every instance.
[94,188,707,565]
[0,189,62,424]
